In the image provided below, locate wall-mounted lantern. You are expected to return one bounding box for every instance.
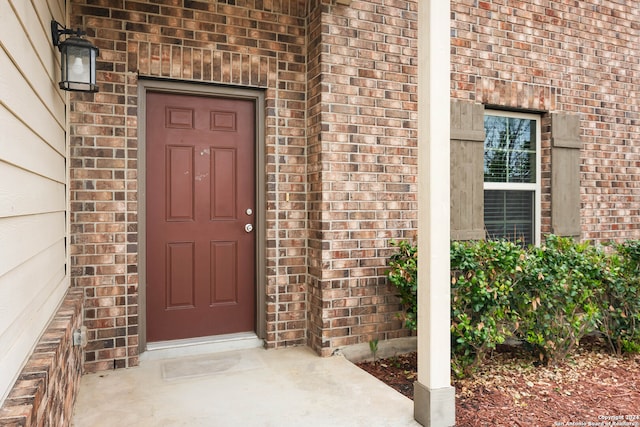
[51,20,99,93]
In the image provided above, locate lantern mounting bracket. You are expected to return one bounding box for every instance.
[51,20,85,49]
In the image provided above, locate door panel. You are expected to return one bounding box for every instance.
[211,148,236,219]
[210,241,237,304]
[167,146,194,221]
[146,92,256,342]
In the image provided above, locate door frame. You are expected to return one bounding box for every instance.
[137,78,266,352]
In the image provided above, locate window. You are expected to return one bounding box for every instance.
[483,111,541,245]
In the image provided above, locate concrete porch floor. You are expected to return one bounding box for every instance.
[72,346,420,427]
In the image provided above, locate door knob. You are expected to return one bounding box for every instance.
[245,224,253,233]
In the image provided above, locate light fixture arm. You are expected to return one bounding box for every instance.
[51,20,86,48]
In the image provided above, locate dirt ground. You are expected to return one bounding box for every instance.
[356,339,640,426]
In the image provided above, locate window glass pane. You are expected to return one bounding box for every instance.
[484,190,534,245]
[484,115,537,183]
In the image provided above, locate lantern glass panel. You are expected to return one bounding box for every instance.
[66,45,91,85]
[59,38,98,92]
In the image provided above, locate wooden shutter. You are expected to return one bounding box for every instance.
[450,100,485,240]
[551,112,581,238]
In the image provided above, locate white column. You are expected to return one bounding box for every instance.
[414,0,455,426]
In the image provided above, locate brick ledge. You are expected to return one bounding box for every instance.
[0,288,84,427]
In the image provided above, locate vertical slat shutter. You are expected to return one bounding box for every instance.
[450,100,485,240]
[551,112,581,238]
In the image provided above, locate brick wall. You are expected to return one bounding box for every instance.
[69,0,310,371]
[0,289,84,427]
[306,1,326,353]
[306,0,417,355]
[68,0,640,371]
[68,0,416,367]
[451,0,640,241]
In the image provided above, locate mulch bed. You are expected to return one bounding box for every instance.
[356,338,640,426]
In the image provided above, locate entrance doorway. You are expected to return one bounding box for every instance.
[145,92,256,342]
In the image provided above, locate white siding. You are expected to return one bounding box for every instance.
[0,0,68,404]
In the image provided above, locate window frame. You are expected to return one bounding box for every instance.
[483,110,542,246]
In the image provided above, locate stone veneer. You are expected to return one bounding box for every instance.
[0,289,84,427]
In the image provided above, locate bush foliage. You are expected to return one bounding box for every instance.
[388,240,418,331]
[601,241,640,355]
[515,235,603,364]
[450,239,524,377]
[386,236,640,377]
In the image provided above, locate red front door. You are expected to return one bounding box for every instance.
[146,92,256,342]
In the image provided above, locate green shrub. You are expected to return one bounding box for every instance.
[450,240,525,377]
[598,241,640,354]
[386,236,640,376]
[387,239,418,331]
[514,235,602,364]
